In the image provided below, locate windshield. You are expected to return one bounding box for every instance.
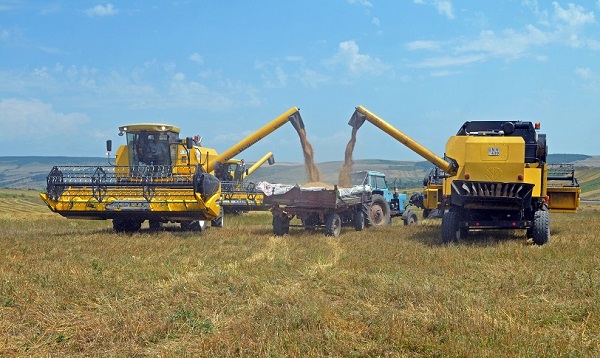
[351,172,368,186]
[126,131,177,167]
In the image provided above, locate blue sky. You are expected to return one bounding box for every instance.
[1,1,599,163]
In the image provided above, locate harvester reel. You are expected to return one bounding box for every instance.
[91,167,108,202]
[46,167,64,201]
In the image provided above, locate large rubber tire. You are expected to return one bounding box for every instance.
[181,220,206,232]
[325,213,342,237]
[403,209,418,226]
[370,194,391,226]
[353,210,365,231]
[149,219,162,231]
[422,209,432,219]
[532,210,550,245]
[211,207,224,228]
[113,218,142,233]
[441,210,461,244]
[273,215,289,236]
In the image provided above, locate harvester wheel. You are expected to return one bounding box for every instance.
[273,215,289,236]
[149,219,163,231]
[353,210,365,231]
[422,209,431,219]
[325,213,342,237]
[441,210,461,244]
[211,207,224,228]
[370,194,391,226]
[113,218,142,233]
[181,220,206,231]
[532,210,550,245]
[403,209,418,226]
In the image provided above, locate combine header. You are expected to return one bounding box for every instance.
[40,107,304,232]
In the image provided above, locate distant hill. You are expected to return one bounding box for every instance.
[2,155,599,198]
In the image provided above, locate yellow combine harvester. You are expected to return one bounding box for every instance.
[216,152,276,213]
[349,105,574,245]
[40,107,304,232]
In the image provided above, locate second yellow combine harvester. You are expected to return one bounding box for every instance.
[349,105,574,245]
[40,107,304,232]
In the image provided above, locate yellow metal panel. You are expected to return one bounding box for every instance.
[547,186,580,212]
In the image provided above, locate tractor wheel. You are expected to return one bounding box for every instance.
[325,213,342,237]
[370,194,391,226]
[273,215,289,236]
[353,210,365,231]
[403,209,418,226]
[441,210,462,244]
[532,210,550,245]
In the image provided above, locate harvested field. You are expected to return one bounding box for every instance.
[0,189,599,356]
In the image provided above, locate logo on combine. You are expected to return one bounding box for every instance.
[485,167,503,181]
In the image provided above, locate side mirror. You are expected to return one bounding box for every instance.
[106,140,112,152]
[186,137,194,149]
[267,155,275,165]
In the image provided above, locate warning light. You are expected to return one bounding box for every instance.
[535,122,541,130]
[465,173,470,179]
[518,174,524,181]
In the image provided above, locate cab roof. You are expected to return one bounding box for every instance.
[119,123,181,134]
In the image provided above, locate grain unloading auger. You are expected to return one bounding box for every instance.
[350,105,552,245]
[40,107,304,232]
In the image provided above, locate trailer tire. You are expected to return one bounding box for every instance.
[353,210,365,231]
[273,215,289,236]
[423,209,431,219]
[370,194,391,226]
[532,210,550,245]
[441,210,461,244]
[325,213,342,237]
[403,209,418,226]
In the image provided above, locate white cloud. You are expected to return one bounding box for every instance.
[326,40,389,76]
[575,67,592,79]
[85,3,118,17]
[411,54,485,68]
[299,68,330,88]
[406,40,442,51]
[552,2,595,27]
[0,98,89,141]
[372,17,380,26]
[414,0,455,20]
[189,53,204,65]
[347,0,373,7]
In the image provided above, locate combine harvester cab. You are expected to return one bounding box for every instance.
[40,107,304,232]
[349,105,556,245]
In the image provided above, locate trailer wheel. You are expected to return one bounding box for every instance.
[353,210,365,231]
[423,209,431,219]
[532,210,550,245]
[273,215,289,236]
[441,210,461,244]
[325,213,342,237]
[370,194,391,226]
[403,209,418,226]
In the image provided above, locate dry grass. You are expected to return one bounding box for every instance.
[1,192,599,356]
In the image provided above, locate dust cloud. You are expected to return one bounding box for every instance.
[295,127,321,182]
[337,126,358,187]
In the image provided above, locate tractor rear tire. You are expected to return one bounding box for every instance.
[403,209,418,226]
[325,213,342,237]
[370,194,391,226]
[532,210,550,245]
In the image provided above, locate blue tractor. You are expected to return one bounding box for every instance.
[350,170,418,226]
